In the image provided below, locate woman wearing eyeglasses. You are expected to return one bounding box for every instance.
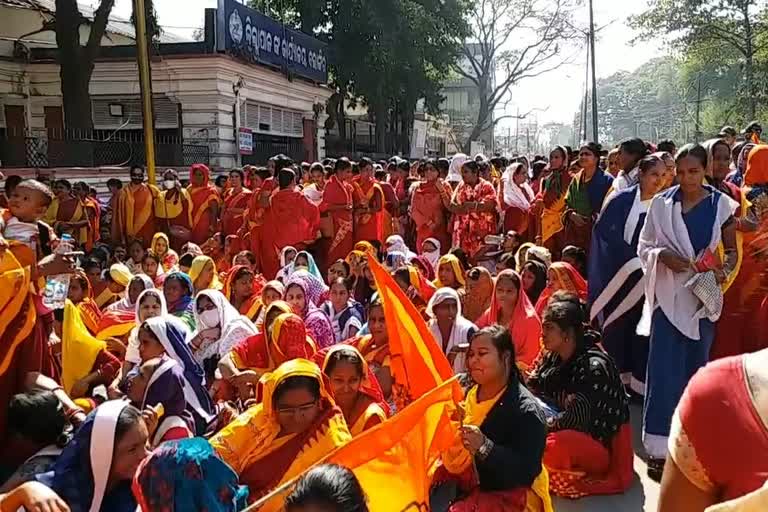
[210,359,352,511]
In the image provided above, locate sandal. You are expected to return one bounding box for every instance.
[647,457,665,482]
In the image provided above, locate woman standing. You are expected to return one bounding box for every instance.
[500,162,535,241]
[187,163,221,245]
[220,169,252,237]
[320,158,355,270]
[537,146,572,260]
[528,293,633,498]
[562,142,614,253]
[450,160,498,262]
[610,138,649,194]
[440,325,551,512]
[589,155,666,395]
[476,270,542,371]
[411,159,452,252]
[638,143,737,480]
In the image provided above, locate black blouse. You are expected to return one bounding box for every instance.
[528,337,629,445]
[475,381,546,492]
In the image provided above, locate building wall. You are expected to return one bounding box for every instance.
[0,53,332,169]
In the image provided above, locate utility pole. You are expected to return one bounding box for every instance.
[515,107,520,153]
[694,74,703,142]
[526,128,530,154]
[588,0,598,142]
[582,44,589,143]
[133,0,156,184]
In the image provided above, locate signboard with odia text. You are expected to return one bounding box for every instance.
[217,0,328,83]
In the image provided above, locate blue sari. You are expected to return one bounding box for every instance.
[589,185,649,395]
[37,401,137,512]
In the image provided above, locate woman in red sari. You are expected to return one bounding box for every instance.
[220,169,252,237]
[534,262,587,318]
[320,158,355,268]
[411,158,452,252]
[187,164,221,246]
[351,157,384,244]
[500,163,535,241]
[450,160,498,262]
[660,349,768,511]
[476,269,542,371]
[222,265,266,322]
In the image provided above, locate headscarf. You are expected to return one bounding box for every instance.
[191,289,258,365]
[354,241,377,259]
[163,272,195,314]
[744,144,768,187]
[420,237,441,271]
[478,269,542,369]
[124,288,170,365]
[209,359,351,486]
[462,267,493,323]
[385,251,408,270]
[448,153,468,183]
[288,251,323,281]
[385,235,417,260]
[37,400,137,512]
[136,357,195,445]
[502,163,534,209]
[702,138,731,179]
[61,300,106,395]
[534,262,588,317]
[284,273,335,349]
[109,262,133,288]
[285,269,329,307]
[522,260,548,305]
[515,242,535,271]
[182,242,204,257]
[107,273,155,313]
[134,438,249,512]
[426,287,475,373]
[270,313,318,362]
[189,255,223,291]
[410,255,435,282]
[279,246,298,267]
[526,245,552,269]
[433,254,466,289]
[151,232,179,273]
[145,316,215,434]
[72,270,102,334]
[730,142,757,186]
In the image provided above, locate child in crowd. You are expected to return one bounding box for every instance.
[0,179,55,256]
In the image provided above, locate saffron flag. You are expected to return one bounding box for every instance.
[366,254,458,405]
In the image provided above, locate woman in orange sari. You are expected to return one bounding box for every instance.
[221,169,252,237]
[222,265,266,322]
[534,262,587,318]
[218,235,243,275]
[187,163,221,245]
[67,271,103,335]
[476,270,542,371]
[346,298,395,408]
[537,146,572,260]
[210,359,351,510]
[450,160,498,261]
[316,344,388,436]
[154,169,193,246]
[320,159,355,268]
[411,158,452,252]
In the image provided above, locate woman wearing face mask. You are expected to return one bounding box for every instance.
[136,316,215,435]
[439,325,551,512]
[210,359,352,510]
[150,232,179,273]
[536,145,572,260]
[35,401,150,512]
[427,288,476,374]
[589,155,666,396]
[317,345,388,435]
[189,289,258,371]
[154,169,193,246]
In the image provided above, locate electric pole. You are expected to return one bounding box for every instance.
[133,0,156,184]
[588,0,598,142]
[515,107,520,153]
[694,74,702,142]
[582,45,589,143]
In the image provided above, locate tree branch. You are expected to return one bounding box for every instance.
[85,0,115,63]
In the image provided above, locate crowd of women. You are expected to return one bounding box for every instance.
[1,133,768,512]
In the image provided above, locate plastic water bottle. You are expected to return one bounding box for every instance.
[42,234,75,310]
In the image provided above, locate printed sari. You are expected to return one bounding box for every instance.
[539,149,572,259]
[352,176,385,243]
[72,270,103,335]
[316,344,388,435]
[411,179,452,252]
[187,164,222,245]
[209,359,352,509]
[562,168,613,253]
[452,178,498,259]
[231,312,317,375]
[221,186,253,237]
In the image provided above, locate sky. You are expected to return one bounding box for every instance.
[111,0,666,126]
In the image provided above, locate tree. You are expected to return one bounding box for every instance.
[55,0,116,129]
[452,0,579,153]
[631,0,765,120]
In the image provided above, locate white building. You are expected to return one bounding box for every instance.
[0,0,332,170]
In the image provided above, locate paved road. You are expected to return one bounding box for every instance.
[552,404,660,512]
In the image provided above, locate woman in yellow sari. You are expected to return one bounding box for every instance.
[210,359,351,510]
[346,297,393,407]
[537,146,572,260]
[440,325,552,512]
[189,255,223,293]
[433,254,466,291]
[316,344,388,436]
[67,270,102,335]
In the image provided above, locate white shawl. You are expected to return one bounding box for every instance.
[637,187,738,340]
[501,164,534,210]
[190,289,257,364]
[427,288,475,374]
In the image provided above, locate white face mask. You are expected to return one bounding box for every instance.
[164,179,176,190]
[198,309,220,329]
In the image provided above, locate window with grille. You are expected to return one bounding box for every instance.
[240,101,304,138]
[92,95,179,130]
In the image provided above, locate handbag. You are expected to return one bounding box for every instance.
[685,270,723,318]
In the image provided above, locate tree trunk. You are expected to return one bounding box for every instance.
[374,100,387,154]
[743,3,756,120]
[59,58,96,130]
